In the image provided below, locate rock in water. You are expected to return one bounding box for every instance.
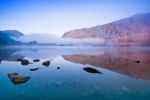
[8,72,18,80]
[30,68,39,71]
[8,72,30,85]
[133,61,140,63]
[12,76,30,85]
[83,67,102,74]
[33,59,40,62]
[42,60,50,66]
[21,59,30,65]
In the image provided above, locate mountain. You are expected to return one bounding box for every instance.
[0,30,24,45]
[2,30,24,37]
[62,12,150,46]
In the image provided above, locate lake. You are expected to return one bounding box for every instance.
[0,46,150,100]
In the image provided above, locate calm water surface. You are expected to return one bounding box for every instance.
[0,46,150,100]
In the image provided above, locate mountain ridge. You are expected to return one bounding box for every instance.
[0,30,23,45]
[62,12,150,46]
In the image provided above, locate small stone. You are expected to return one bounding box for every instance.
[42,60,50,66]
[33,59,40,62]
[133,61,140,63]
[30,68,39,71]
[21,59,30,65]
[57,67,60,69]
[83,67,102,74]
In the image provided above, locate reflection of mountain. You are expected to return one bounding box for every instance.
[63,48,150,80]
[0,47,23,61]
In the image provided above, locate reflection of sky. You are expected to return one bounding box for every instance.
[0,0,150,36]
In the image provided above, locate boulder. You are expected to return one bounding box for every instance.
[11,76,30,85]
[8,72,30,85]
[8,72,18,80]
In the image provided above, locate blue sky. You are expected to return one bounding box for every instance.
[0,0,150,36]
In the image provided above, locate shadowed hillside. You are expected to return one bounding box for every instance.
[0,30,23,45]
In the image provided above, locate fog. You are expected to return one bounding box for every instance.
[17,33,105,45]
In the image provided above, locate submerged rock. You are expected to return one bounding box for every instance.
[121,86,130,92]
[33,59,40,62]
[21,59,30,65]
[42,60,50,66]
[57,67,60,69]
[30,68,39,71]
[83,67,102,74]
[8,72,30,85]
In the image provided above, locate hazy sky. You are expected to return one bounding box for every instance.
[0,0,150,36]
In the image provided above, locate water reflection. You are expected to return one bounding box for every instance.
[0,46,150,100]
[0,47,23,61]
[63,47,150,80]
[0,46,101,61]
[0,46,150,80]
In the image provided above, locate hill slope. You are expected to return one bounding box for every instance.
[62,13,150,45]
[0,30,23,45]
